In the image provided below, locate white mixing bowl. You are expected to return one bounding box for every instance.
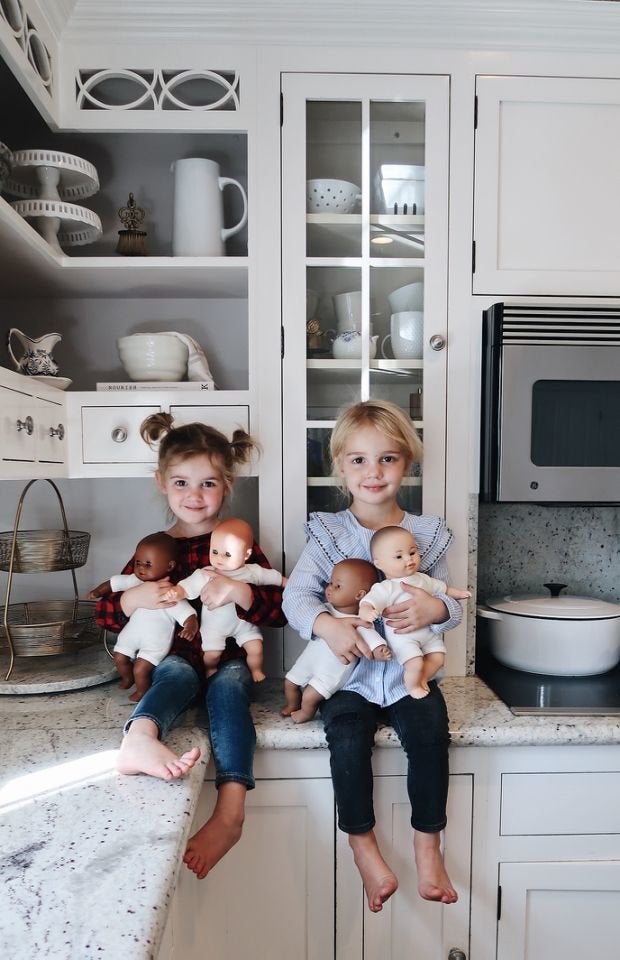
[306,179,361,214]
[388,281,424,314]
[117,334,189,381]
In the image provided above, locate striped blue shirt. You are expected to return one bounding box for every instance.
[282,509,462,707]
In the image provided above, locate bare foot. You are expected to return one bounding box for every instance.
[290,707,316,723]
[414,831,458,904]
[349,831,398,913]
[373,645,392,661]
[117,722,201,781]
[117,678,133,690]
[184,783,246,880]
[409,684,430,699]
[250,669,266,683]
[280,703,295,717]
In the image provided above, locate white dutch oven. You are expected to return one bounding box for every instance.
[478,584,620,677]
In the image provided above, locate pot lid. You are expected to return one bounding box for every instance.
[485,594,620,620]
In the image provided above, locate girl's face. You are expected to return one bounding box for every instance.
[336,425,410,509]
[156,454,227,534]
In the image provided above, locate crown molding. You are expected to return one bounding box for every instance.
[58,0,620,52]
[30,0,78,42]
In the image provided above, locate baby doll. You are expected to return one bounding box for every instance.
[162,517,285,682]
[358,526,470,699]
[88,531,198,702]
[281,558,392,723]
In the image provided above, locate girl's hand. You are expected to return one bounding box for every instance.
[200,573,253,611]
[119,578,176,616]
[384,584,448,634]
[313,611,372,665]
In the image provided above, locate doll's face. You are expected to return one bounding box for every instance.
[209,526,252,572]
[325,562,371,609]
[134,543,176,582]
[371,529,421,580]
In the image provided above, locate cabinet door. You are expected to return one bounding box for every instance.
[0,384,66,477]
[282,72,450,572]
[474,75,620,296]
[171,778,335,960]
[497,861,620,960]
[337,773,472,960]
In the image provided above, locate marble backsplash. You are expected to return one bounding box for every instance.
[476,502,620,604]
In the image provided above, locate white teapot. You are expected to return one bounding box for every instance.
[330,331,378,360]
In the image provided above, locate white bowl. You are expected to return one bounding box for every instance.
[117,334,189,382]
[388,281,424,314]
[306,179,361,214]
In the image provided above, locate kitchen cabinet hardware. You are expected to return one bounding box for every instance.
[49,424,64,440]
[448,949,467,960]
[111,427,128,443]
[430,333,446,351]
[16,416,34,435]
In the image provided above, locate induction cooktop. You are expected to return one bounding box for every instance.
[475,621,620,716]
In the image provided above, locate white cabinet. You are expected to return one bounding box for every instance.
[497,861,620,960]
[281,70,450,571]
[474,75,620,296]
[0,369,66,478]
[337,771,472,960]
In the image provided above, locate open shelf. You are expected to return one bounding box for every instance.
[0,197,248,298]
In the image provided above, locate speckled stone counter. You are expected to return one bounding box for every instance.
[3,675,620,959]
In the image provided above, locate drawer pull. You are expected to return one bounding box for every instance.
[16,416,34,435]
[111,427,128,443]
[49,423,64,440]
[448,950,466,960]
[429,333,446,352]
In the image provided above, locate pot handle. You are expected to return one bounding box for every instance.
[476,605,502,621]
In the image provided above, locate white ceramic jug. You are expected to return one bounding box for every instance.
[171,158,248,256]
[8,328,62,376]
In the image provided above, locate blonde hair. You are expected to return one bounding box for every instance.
[329,400,423,475]
[140,413,259,495]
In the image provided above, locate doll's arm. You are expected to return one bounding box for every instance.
[162,583,189,602]
[446,585,471,601]
[87,579,112,601]
[163,569,209,602]
[358,599,381,623]
[179,613,199,641]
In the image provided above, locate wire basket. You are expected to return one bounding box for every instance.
[0,529,90,572]
[0,600,97,656]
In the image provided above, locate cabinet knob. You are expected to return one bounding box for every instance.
[448,950,467,960]
[429,334,446,352]
[16,415,34,435]
[49,423,65,440]
[111,427,128,443]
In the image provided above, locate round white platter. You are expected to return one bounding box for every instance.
[4,149,100,201]
[30,375,72,390]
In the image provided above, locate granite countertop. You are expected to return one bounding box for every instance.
[3,674,620,959]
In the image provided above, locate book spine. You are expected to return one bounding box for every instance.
[96,382,215,392]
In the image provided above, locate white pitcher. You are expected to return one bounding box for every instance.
[171,158,248,256]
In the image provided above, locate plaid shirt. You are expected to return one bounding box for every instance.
[96,531,286,679]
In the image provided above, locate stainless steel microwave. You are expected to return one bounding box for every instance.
[480,303,620,503]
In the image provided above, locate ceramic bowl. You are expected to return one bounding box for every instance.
[388,281,424,314]
[117,334,189,382]
[306,179,361,214]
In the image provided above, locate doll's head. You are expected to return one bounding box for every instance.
[369,526,421,580]
[133,532,179,582]
[209,517,254,572]
[325,558,379,614]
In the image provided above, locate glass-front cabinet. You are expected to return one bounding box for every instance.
[281,73,449,569]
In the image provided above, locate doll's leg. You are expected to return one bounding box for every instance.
[203,649,223,677]
[281,677,302,716]
[241,638,265,682]
[113,651,135,689]
[291,684,325,723]
[129,657,156,702]
[402,655,428,698]
[420,651,446,688]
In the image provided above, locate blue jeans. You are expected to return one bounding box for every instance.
[125,655,256,790]
[320,682,450,834]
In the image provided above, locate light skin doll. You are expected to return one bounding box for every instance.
[281,558,392,723]
[163,517,285,682]
[88,531,199,702]
[359,526,470,699]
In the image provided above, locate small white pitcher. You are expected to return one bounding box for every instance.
[171,158,248,256]
[8,328,62,376]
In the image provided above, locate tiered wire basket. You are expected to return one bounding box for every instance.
[0,478,98,680]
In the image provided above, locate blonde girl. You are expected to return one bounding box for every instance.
[96,413,285,880]
[282,399,462,913]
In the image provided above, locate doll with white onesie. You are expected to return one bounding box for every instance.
[88,531,198,702]
[281,557,392,723]
[162,517,285,682]
[359,526,470,699]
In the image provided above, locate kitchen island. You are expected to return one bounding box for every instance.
[3,676,620,959]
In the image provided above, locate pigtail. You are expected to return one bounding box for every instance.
[140,412,174,447]
[230,428,261,467]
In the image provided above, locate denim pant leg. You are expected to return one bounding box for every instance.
[320,690,379,834]
[387,680,450,833]
[206,659,256,791]
[123,655,200,738]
